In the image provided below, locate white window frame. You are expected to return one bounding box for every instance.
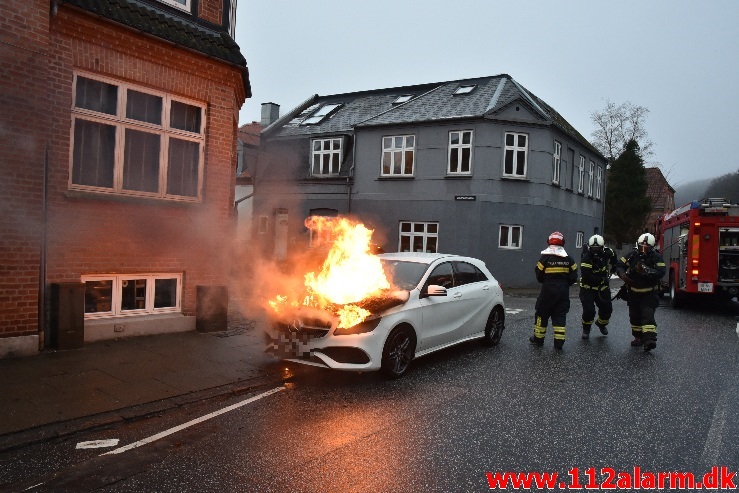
[596,166,603,200]
[69,72,205,202]
[301,104,342,125]
[310,137,342,176]
[578,156,585,193]
[552,141,561,185]
[588,160,595,197]
[381,135,415,176]
[155,0,191,13]
[499,224,523,249]
[576,231,584,249]
[448,130,473,175]
[82,273,182,319]
[399,221,439,253]
[503,132,528,178]
[454,85,477,95]
[228,0,237,37]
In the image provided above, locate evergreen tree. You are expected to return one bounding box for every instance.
[604,139,651,246]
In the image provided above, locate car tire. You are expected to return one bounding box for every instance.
[481,306,505,347]
[669,272,683,309]
[380,325,416,379]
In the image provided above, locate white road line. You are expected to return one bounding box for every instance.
[701,391,728,465]
[76,439,119,449]
[506,308,524,315]
[101,387,285,456]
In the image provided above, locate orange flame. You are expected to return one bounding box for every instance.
[268,217,390,329]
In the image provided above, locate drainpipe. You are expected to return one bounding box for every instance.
[39,145,48,350]
[347,134,356,214]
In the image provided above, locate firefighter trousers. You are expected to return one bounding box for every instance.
[579,287,613,330]
[627,291,659,341]
[532,283,570,345]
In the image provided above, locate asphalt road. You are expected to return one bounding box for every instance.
[3,291,739,492]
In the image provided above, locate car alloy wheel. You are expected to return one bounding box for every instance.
[482,307,504,347]
[381,326,415,379]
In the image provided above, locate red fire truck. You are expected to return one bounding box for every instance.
[655,197,739,307]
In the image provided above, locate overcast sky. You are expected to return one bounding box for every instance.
[235,0,738,188]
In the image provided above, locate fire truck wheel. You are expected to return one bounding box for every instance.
[481,306,505,347]
[381,325,416,379]
[669,273,683,309]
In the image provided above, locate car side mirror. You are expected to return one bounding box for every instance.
[421,284,447,298]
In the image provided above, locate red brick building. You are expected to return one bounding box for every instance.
[644,167,676,235]
[0,0,250,357]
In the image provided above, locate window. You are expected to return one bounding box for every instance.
[301,103,342,125]
[552,141,561,185]
[504,132,528,178]
[399,221,438,253]
[578,156,585,193]
[82,274,181,318]
[453,261,489,286]
[596,166,603,200]
[576,231,584,249]
[499,225,523,249]
[257,216,268,234]
[70,73,204,201]
[426,262,455,289]
[568,149,576,190]
[448,130,472,174]
[454,85,477,95]
[588,161,595,197]
[156,0,190,11]
[228,0,237,37]
[306,210,339,247]
[311,138,342,176]
[382,135,415,176]
[393,95,413,104]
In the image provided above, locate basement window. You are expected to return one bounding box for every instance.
[82,273,182,319]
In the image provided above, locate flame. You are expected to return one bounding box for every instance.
[267,217,391,329]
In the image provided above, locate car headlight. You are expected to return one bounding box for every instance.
[333,316,382,335]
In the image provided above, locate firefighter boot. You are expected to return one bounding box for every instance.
[529,335,544,347]
[643,338,656,352]
[553,340,564,350]
[630,337,643,347]
[596,322,608,335]
[581,324,591,339]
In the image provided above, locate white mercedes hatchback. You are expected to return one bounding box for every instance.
[265,252,506,378]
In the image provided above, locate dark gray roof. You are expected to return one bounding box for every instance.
[61,0,251,97]
[264,74,603,160]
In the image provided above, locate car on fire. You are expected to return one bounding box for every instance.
[265,252,506,378]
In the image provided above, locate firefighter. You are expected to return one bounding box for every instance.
[529,231,578,349]
[579,234,617,339]
[616,233,666,352]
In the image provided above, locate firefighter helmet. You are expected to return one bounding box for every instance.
[588,234,605,249]
[637,233,656,253]
[548,231,565,246]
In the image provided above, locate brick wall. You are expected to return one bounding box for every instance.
[0,0,50,337]
[198,0,224,26]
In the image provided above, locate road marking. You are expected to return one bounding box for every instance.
[702,391,728,465]
[506,308,524,315]
[101,387,285,456]
[76,439,119,449]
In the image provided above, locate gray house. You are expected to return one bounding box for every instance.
[252,74,607,288]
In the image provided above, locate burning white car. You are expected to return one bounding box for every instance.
[265,240,506,378]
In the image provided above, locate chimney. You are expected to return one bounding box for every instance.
[261,103,280,126]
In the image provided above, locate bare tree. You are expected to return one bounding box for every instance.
[590,100,654,162]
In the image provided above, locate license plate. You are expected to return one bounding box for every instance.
[698,282,713,293]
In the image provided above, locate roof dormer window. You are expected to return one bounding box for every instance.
[301,103,343,125]
[393,95,414,104]
[454,85,477,95]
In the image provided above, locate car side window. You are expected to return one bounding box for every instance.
[453,261,487,286]
[426,262,455,289]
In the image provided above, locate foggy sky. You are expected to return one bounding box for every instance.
[235,0,739,188]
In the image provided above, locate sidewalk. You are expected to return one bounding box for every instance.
[0,311,283,451]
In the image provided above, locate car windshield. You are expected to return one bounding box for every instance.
[380,259,429,290]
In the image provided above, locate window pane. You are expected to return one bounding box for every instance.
[312,155,320,175]
[427,223,438,233]
[504,150,513,175]
[330,153,339,174]
[425,236,437,253]
[404,151,414,174]
[167,138,199,197]
[500,226,509,247]
[170,100,201,133]
[395,136,403,148]
[75,76,117,115]
[512,227,521,247]
[72,119,116,188]
[450,132,459,145]
[123,129,160,193]
[406,135,414,147]
[383,137,392,149]
[461,148,471,172]
[400,235,410,252]
[413,236,424,252]
[121,279,147,311]
[84,280,112,313]
[462,132,471,145]
[332,139,341,150]
[454,262,477,286]
[450,148,459,172]
[427,263,454,288]
[382,152,391,174]
[393,151,402,174]
[518,135,526,147]
[313,140,321,151]
[400,222,411,232]
[126,89,162,125]
[413,223,425,233]
[154,278,177,308]
[506,133,514,146]
[516,151,526,175]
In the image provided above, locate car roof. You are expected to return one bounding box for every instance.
[378,252,459,264]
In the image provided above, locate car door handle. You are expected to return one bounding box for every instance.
[482,285,490,290]
[453,292,462,298]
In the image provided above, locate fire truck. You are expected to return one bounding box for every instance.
[655,197,739,307]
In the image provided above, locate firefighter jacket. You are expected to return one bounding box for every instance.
[535,246,578,286]
[616,249,666,293]
[579,247,616,291]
